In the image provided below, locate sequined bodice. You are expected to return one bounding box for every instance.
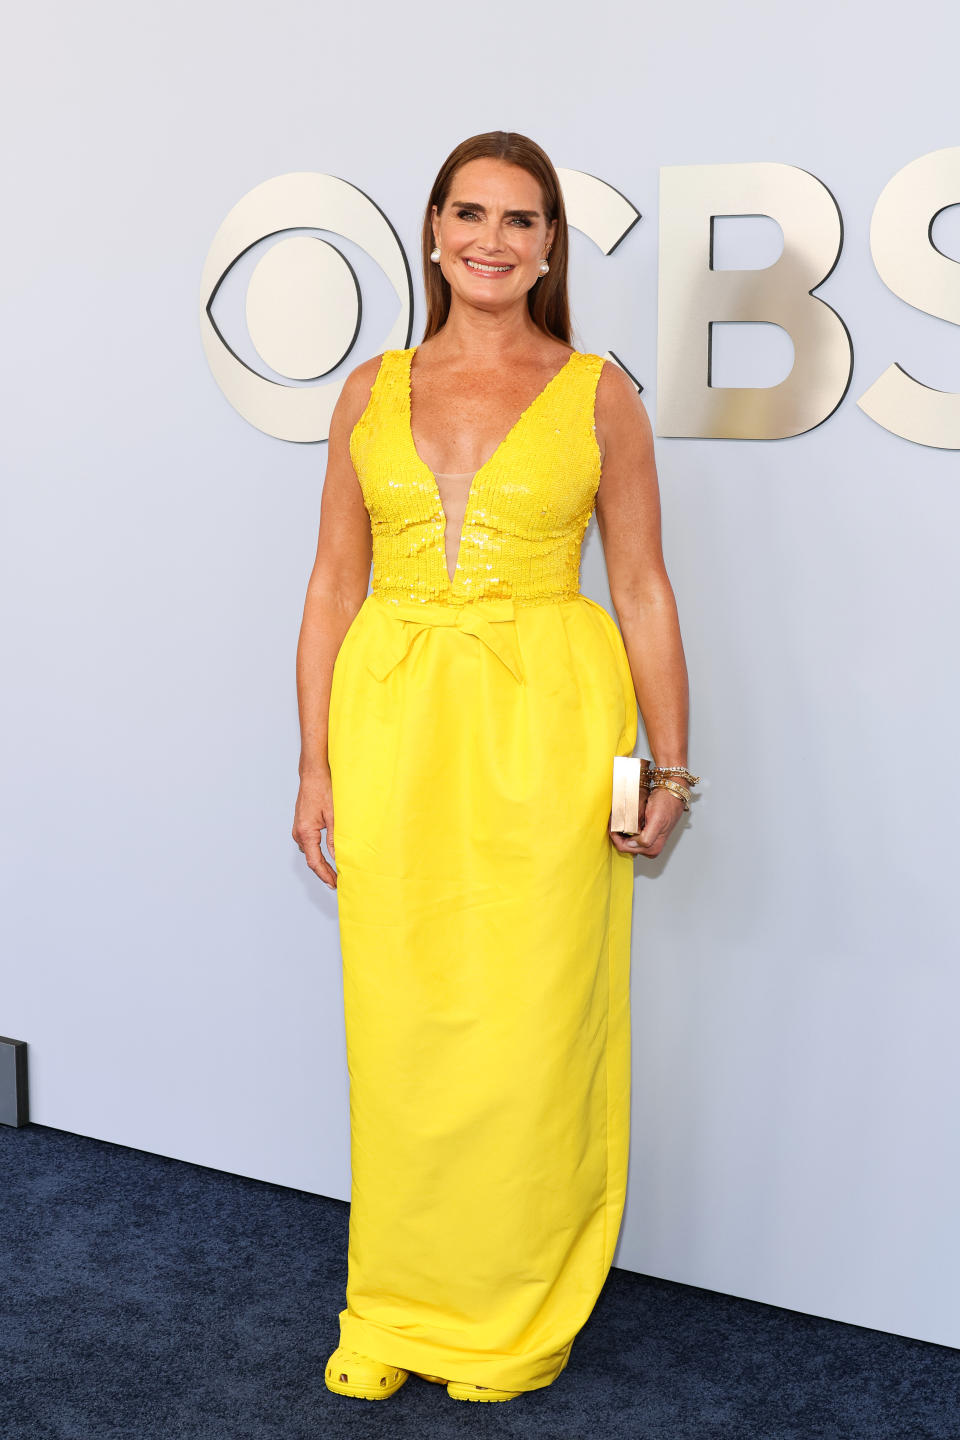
[348,345,606,607]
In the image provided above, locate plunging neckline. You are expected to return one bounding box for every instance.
[404,345,578,587]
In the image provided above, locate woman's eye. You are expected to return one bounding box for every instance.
[454,209,531,227]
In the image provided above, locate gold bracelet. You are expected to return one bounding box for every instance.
[650,778,692,811]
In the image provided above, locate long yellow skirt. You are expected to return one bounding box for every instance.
[326,590,638,1393]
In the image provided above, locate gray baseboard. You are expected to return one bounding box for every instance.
[0,1037,29,1126]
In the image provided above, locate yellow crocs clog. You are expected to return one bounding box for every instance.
[446,1379,523,1402]
[412,1370,448,1384]
[325,1345,409,1400]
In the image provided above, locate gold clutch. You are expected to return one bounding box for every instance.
[610,755,652,835]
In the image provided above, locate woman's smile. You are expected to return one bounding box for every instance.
[462,256,516,276]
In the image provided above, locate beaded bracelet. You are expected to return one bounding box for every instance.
[651,765,700,786]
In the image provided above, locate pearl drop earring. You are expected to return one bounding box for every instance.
[430,241,441,262]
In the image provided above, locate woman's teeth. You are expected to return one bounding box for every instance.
[464,259,514,274]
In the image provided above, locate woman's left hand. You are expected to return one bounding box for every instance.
[610,787,686,859]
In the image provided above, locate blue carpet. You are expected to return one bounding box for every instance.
[2,1123,958,1439]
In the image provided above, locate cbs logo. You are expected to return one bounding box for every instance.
[201,147,960,451]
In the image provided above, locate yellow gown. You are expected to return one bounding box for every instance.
[326,344,638,1393]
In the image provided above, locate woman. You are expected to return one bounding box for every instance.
[292,131,694,1403]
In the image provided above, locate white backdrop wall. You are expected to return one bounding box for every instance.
[3,0,959,1349]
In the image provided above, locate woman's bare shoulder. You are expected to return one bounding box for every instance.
[594,358,652,454]
[334,351,392,431]
[594,356,646,405]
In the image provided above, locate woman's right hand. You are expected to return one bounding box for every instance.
[293,769,337,890]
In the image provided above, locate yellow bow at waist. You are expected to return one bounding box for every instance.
[365,595,525,684]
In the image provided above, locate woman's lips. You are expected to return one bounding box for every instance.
[462,257,515,276]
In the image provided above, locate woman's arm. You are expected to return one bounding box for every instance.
[594,361,690,859]
[292,357,379,887]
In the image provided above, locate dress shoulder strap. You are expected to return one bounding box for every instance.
[545,350,606,423]
[570,351,607,424]
[574,351,606,382]
[349,349,410,469]
[369,348,410,396]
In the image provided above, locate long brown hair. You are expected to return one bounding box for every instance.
[420,132,572,346]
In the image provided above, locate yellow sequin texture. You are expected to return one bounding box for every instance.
[348,346,604,605]
[327,344,640,1396]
